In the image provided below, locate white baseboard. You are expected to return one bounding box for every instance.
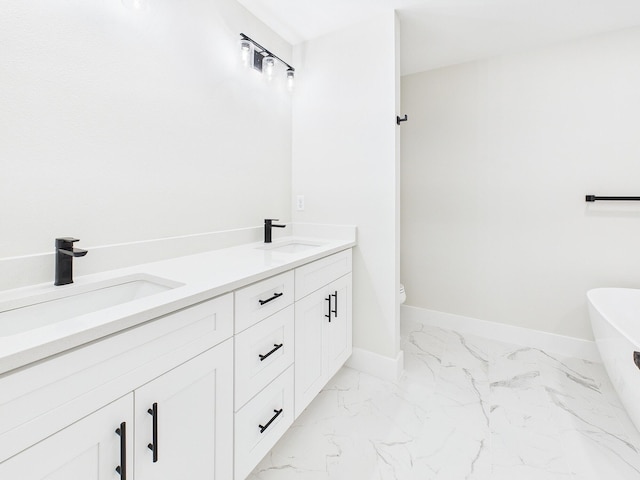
[345,347,405,382]
[401,305,601,363]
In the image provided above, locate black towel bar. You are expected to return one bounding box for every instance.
[585,195,640,202]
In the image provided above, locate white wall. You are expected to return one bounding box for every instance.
[292,13,401,359]
[0,0,292,263]
[401,27,640,340]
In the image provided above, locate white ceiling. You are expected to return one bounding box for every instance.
[237,0,640,75]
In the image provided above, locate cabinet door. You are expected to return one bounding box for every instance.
[294,288,328,418]
[326,273,353,379]
[295,273,353,419]
[134,339,233,480]
[0,394,133,480]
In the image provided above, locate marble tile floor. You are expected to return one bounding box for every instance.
[248,318,640,480]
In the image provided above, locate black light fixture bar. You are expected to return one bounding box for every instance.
[240,33,295,72]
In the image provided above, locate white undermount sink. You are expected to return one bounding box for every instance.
[257,240,326,254]
[0,274,183,337]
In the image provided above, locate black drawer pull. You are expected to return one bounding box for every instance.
[115,422,127,480]
[259,408,283,433]
[325,295,332,322]
[634,351,640,370]
[331,291,338,318]
[259,292,283,305]
[259,343,284,361]
[147,403,158,463]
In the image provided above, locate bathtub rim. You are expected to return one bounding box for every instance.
[587,287,640,349]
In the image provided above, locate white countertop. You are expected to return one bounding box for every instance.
[0,235,355,375]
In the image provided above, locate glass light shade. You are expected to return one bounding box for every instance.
[287,69,295,90]
[240,40,251,67]
[264,56,275,78]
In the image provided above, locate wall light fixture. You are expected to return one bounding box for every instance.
[239,33,295,88]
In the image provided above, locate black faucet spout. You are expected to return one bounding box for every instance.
[264,219,286,243]
[55,237,88,286]
[58,248,88,257]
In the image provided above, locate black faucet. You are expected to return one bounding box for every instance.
[55,237,88,286]
[264,219,286,243]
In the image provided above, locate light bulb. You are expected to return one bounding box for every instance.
[264,56,275,78]
[240,40,251,67]
[286,68,295,90]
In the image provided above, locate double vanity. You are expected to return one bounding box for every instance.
[0,231,355,479]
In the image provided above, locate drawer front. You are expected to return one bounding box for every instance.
[234,366,294,480]
[0,293,233,463]
[235,305,294,411]
[295,249,352,301]
[235,271,294,333]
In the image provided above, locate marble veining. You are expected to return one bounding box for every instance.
[249,318,640,479]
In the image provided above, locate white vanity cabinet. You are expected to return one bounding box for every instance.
[294,250,353,418]
[0,294,234,480]
[0,244,355,480]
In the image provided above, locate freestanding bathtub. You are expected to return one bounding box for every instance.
[588,288,640,431]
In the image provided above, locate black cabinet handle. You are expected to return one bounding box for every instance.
[259,409,283,433]
[331,291,338,318]
[259,292,283,305]
[147,403,158,463]
[634,351,640,370]
[115,422,127,480]
[259,343,284,361]
[325,295,332,322]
